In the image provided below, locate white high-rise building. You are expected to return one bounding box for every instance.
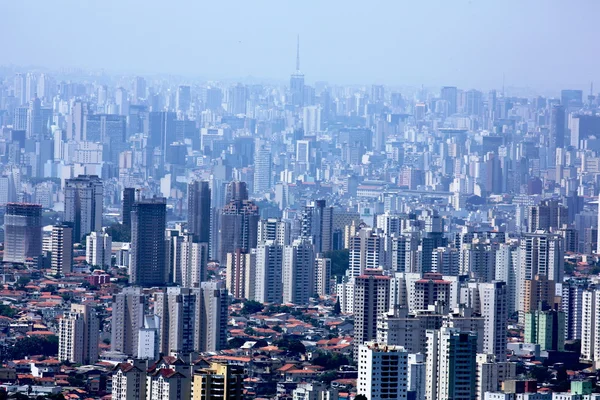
[137,315,160,360]
[353,269,391,359]
[86,231,112,268]
[357,342,408,400]
[58,303,99,365]
[257,218,291,245]
[581,288,600,366]
[226,249,256,299]
[254,241,284,303]
[283,239,315,305]
[154,283,228,354]
[302,105,322,134]
[479,281,508,361]
[495,242,520,316]
[314,254,332,296]
[348,227,385,277]
[111,287,146,356]
[426,327,478,400]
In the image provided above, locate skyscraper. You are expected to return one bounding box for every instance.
[192,362,245,400]
[3,203,42,263]
[479,281,508,361]
[148,111,177,163]
[441,86,458,115]
[58,303,99,365]
[357,342,408,400]
[154,283,227,354]
[426,327,478,400]
[353,269,391,360]
[253,145,272,195]
[300,200,333,254]
[282,239,315,305]
[226,249,255,300]
[227,84,247,115]
[548,104,565,167]
[122,187,135,231]
[188,181,211,243]
[167,231,209,287]
[129,198,167,287]
[26,96,42,140]
[254,241,284,303]
[51,224,73,276]
[176,85,191,112]
[64,175,103,242]
[111,287,147,356]
[218,198,259,263]
[314,254,332,296]
[86,231,112,268]
[290,35,305,107]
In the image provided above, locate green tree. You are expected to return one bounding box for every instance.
[105,223,131,242]
[323,249,349,277]
[241,300,264,315]
[355,395,368,400]
[0,305,16,318]
[9,336,59,359]
[333,298,341,315]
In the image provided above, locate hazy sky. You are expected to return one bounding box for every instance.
[2,0,599,92]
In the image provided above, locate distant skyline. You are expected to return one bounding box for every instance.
[2,0,599,92]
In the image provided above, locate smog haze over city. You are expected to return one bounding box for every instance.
[2,1,600,400]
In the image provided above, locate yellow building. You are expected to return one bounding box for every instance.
[192,361,244,400]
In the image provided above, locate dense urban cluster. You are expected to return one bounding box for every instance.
[0,39,599,400]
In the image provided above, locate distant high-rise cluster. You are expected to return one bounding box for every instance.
[1,38,600,400]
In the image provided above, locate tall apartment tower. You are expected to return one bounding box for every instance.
[253,145,272,195]
[111,287,146,356]
[51,224,73,275]
[527,199,567,233]
[58,303,99,364]
[300,200,333,254]
[218,199,259,263]
[479,281,508,361]
[122,187,135,230]
[282,239,315,305]
[314,254,332,296]
[257,218,291,245]
[3,203,42,263]
[64,175,103,242]
[129,198,167,287]
[348,227,385,277]
[357,342,408,400]
[426,327,478,400]
[581,287,600,366]
[225,181,249,203]
[188,181,211,243]
[86,231,112,268]
[254,241,284,303]
[226,249,256,300]
[154,283,228,354]
[192,362,245,400]
[519,232,564,316]
[167,231,208,287]
[561,278,588,341]
[353,269,391,360]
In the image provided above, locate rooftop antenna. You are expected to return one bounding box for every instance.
[296,34,300,72]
